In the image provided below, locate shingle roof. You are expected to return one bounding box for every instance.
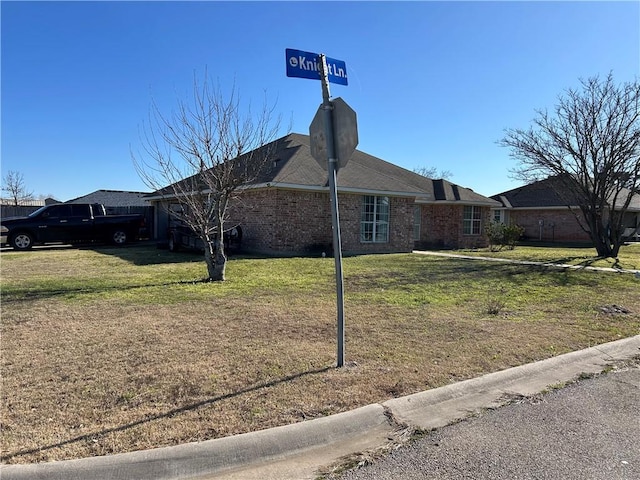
[490,177,575,208]
[148,133,499,206]
[66,190,151,207]
[491,176,640,211]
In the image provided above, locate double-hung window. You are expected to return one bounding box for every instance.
[463,205,482,235]
[492,209,507,224]
[361,195,389,243]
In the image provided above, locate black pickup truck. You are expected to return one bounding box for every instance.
[1,203,146,250]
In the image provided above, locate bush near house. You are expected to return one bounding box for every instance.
[486,221,525,251]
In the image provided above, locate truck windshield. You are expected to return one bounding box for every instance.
[28,206,49,217]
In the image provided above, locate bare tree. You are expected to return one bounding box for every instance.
[413,166,453,180]
[500,74,640,257]
[2,171,34,206]
[133,75,282,281]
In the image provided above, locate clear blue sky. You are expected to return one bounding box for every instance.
[2,1,638,201]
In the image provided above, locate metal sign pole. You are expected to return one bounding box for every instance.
[319,54,345,368]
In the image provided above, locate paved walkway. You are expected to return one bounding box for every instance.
[413,250,640,275]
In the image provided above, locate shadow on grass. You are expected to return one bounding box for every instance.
[1,278,214,304]
[0,243,205,266]
[91,243,207,266]
[523,255,628,271]
[1,365,334,463]
[537,256,600,268]
[351,258,603,290]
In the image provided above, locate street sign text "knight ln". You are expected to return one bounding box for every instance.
[285,48,348,86]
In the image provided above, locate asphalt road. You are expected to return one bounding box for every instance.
[340,362,640,480]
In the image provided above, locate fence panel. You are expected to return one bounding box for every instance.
[1,206,41,218]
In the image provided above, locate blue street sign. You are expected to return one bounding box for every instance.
[285,48,348,86]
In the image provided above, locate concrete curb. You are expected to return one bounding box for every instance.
[0,404,391,480]
[383,335,640,431]
[2,336,639,480]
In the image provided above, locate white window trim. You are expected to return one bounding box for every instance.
[361,195,390,243]
[463,205,482,235]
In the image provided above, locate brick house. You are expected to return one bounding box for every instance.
[491,176,640,243]
[148,133,500,255]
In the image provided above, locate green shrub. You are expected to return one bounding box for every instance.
[486,221,525,251]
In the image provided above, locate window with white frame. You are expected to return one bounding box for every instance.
[413,205,421,241]
[361,195,389,243]
[463,205,482,235]
[492,209,505,223]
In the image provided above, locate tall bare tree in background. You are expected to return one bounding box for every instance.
[501,74,640,257]
[2,171,34,206]
[133,75,282,281]
[413,166,453,180]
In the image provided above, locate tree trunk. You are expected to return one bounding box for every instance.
[584,208,617,258]
[213,243,227,281]
[593,240,614,258]
[591,226,619,257]
[608,234,622,258]
[203,238,226,281]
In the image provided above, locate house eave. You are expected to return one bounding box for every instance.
[145,191,204,202]
[247,182,434,199]
[500,205,581,211]
[420,199,502,207]
[147,182,500,207]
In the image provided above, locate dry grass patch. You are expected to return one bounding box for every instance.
[1,246,639,463]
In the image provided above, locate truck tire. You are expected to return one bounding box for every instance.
[11,232,34,250]
[111,230,128,245]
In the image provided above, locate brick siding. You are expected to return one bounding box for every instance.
[228,188,415,255]
[156,188,492,255]
[509,208,591,242]
[229,189,331,254]
[416,204,491,249]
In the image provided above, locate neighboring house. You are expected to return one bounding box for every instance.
[66,190,151,209]
[491,177,640,243]
[146,133,501,255]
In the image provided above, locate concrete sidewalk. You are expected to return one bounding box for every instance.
[413,250,640,275]
[2,336,639,480]
[413,250,640,276]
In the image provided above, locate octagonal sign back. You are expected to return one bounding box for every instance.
[309,97,358,171]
